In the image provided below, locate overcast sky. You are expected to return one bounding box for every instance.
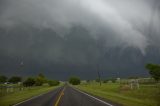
[0,0,160,79]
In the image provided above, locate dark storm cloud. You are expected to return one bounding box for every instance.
[0,0,160,79]
[1,0,160,53]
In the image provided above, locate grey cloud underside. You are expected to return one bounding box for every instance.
[0,0,160,79]
[0,26,160,79]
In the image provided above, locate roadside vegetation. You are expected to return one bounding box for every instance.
[69,76,81,85]
[75,63,160,106]
[146,63,160,82]
[77,80,159,106]
[0,85,59,106]
[0,73,62,106]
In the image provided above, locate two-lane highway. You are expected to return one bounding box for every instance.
[14,85,119,106]
[58,86,114,106]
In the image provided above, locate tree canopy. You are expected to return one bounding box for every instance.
[48,80,60,86]
[146,63,160,81]
[0,75,7,83]
[23,77,35,87]
[69,77,80,85]
[8,76,22,83]
[34,73,47,86]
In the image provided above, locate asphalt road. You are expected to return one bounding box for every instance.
[14,85,119,106]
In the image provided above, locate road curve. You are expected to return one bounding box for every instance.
[14,85,120,106]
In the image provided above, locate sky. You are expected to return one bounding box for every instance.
[0,0,160,80]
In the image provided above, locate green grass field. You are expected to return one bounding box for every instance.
[76,82,160,106]
[0,85,61,106]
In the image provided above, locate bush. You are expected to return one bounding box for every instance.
[23,77,35,87]
[69,77,80,85]
[111,78,116,83]
[0,75,7,83]
[9,76,22,84]
[35,77,44,86]
[48,80,60,86]
[35,73,46,86]
[103,80,108,83]
[103,78,116,83]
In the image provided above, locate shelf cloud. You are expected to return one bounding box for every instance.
[1,0,159,54]
[0,0,160,79]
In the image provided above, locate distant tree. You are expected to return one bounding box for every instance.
[0,75,7,83]
[9,76,22,83]
[110,78,116,83]
[128,76,139,79]
[103,78,116,83]
[103,80,108,83]
[69,77,80,85]
[35,77,44,86]
[48,80,60,86]
[39,73,47,82]
[146,63,160,82]
[38,73,45,79]
[35,73,46,86]
[23,77,35,87]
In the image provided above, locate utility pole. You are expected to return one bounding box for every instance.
[97,64,101,86]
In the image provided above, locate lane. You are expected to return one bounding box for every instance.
[59,86,119,106]
[13,85,120,106]
[14,86,63,106]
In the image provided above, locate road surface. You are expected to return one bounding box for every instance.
[14,85,120,106]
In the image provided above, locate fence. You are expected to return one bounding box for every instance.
[0,85,30,96]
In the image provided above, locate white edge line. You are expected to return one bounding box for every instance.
[13,87,62,106]
[13,92,46,106]
[72,87,114,106]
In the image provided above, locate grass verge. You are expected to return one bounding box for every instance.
[76,83,159,106]
[0,85,60,106]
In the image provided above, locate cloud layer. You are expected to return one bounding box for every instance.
[1,0,159,54]
[0,0,160,79]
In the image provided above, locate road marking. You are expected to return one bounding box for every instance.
[54,87,65,106]
[13,87,61,106]
[72,87,114,106]
[13,92,47,106]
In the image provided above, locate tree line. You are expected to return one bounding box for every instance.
[0,73,60,87]
[0,63,159,86]
[68,63,160,85]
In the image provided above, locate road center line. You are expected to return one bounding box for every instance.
[72,87,114,106]
[13,87,62,106]
[54,87,65,106]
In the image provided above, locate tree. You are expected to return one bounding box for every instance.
[146,63,160,81]
[35,73,46,86]
[110,78,116,83]
[103,78,116,83]
[48,80,60,86]
[35,77,44,86]
[9,76,22,83]
[69,77,80,85]
[23,77,35,87]
[0,75,7,83]
[38,73,45,79]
